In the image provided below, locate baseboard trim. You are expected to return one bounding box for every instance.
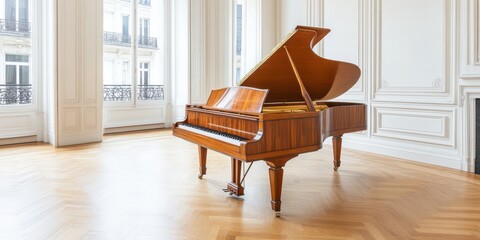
[340,137,465,172]
[0,135,37,146]
[104,123,166,134]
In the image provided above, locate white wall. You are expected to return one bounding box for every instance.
[273,0,477,171]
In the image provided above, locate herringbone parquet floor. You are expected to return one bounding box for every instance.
[1,130,480,240]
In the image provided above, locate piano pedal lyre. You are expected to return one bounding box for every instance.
[225,159,254,197]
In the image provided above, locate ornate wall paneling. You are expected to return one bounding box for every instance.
[459,0,480,172]
[460,0,480,78]
[104,106,166,128]
[56,0,103,146]
[276,0,466,170]
[322,0,368,102]
[0,113,37,139]
[372,104,456,147]
[373,0,456,104]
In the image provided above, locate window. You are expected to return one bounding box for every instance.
[139,62,149,86]
[4,0,29,33]
[103,0,166,129]
[1,0,32,106]
[121,61,130,85]
[122,15,129,36]
[5,54,29,85]
[139,18,150,46]
[103,0,162,103]
[234,0,243,84]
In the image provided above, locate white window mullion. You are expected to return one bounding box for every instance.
[132,0,138,106]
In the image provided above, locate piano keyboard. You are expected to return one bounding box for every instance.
[178,123,248,145]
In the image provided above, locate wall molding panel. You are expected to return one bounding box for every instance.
[373,0,456,104]
[277,0,473,171]
[372,105,455,147]
[104,106,167,129]
[0,113,37,139]
[323,0,367,101]
[460,0,480,77]
[56,0,103,146]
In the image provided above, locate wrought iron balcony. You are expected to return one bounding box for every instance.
[103,84,164,101]
[0,19,31,37]
[104,32,132,47]
[138,0,151,6]
[103,32,157,49]
[138,85,164,100]
[137,36,158,49]
[104,85,132,101]
[122,0,151,6]
[0,84,32,105]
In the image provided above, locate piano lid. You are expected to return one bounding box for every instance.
[239,26,361,103]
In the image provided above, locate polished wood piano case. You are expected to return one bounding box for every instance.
[173,26,367,215]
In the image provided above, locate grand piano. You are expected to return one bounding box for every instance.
[173,26,367,215]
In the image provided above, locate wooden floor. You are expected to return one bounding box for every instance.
[1,130,480,240]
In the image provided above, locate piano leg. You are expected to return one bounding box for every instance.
[265,156,296,216]
[227,158,244,196]
[198,146,207,179]
[332,135,343,171]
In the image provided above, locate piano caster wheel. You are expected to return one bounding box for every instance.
[229,192,234,196]
[275,212,281,217]
[333,166,339,171]
[198,174,204,179]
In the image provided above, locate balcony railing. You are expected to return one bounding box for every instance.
[122,0,151,6]
[138,85,164,100]
[104,85,132,101]
[103,84,164,101]
[104,32,131,47]
[103,32,157,49]
[138,0,151,6]
[0,85,32,105]
[0,19,31,37]
[137,36,158,49]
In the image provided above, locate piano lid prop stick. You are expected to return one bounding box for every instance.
[284,46,316,112]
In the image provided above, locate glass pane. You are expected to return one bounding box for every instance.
[5,0,16,21]
[6,54,29,62]
[137,1,163,101]
[1,0,33,106]
[143,69,149,85]
[236,4,242,56]
[19,0,29,23]
[104,11,114,32]
[103,60,114,84]
[234,1,243,84]
[19,65,29,85]
[144,19,149,37]
[123,15,129,35]
[122,61,130,85]
[5,65,17,85]
[103,1,133,102]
